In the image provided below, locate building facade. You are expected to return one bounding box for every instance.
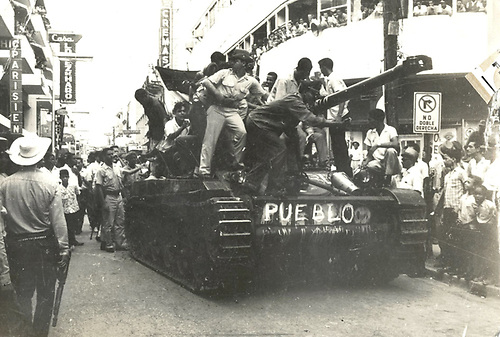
[167,0,495,157]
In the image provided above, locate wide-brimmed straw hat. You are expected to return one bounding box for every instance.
[8,135,51,166]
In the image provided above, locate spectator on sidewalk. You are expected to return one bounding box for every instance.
[471,184,498,284]
[95,147,127,252]
[434,142,466,270]
[59,169,84,248]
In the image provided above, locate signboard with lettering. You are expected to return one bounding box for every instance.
[413,92,441,134]
[159,7,172,68]
[10,38,23,134]
[49,32,81,104]
[60,60,76,104]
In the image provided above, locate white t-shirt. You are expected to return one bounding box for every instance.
[321,72,348,122]
[164,118,190,148]
[364,124,398,162]
[396,165,424,195]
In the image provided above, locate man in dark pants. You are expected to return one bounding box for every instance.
[0,135,70,337]
[244,81,343,194]
[318,57,352,176]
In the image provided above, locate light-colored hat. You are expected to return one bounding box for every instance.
[8,135,51,166]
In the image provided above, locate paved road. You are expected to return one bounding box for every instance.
[49,226,500,337]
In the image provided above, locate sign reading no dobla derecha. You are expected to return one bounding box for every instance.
[413,92,441,133]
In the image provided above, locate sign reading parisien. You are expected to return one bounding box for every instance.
[413,92,441,133]
[10,38,23,134]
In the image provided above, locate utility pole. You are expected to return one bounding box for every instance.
[383,0,401,127]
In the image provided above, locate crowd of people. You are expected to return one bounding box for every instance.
[0,135,152,336]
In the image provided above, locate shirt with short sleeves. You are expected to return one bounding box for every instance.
[95,164,123,193]
[59,184,80,214]
[164,118,190,148]
[321,72,348,122]
[443,166,466,211]
[364,124,399,162]
[267,75,299,103]
[0,167,69,253]
[207,68,266,115]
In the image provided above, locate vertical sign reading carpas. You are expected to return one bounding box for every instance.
[160,7,172,68]
[10,38,23,134]
[413,92,441,133]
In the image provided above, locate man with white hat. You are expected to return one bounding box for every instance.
[0,135,70,337]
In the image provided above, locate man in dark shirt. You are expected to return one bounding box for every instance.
[244,82,343,194]
[135,88,170,150]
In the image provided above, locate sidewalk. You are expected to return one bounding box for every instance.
[424,243,500,298]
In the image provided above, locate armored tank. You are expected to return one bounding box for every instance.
[125,55,433,293]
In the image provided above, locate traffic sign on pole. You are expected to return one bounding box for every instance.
[413,92,441,133]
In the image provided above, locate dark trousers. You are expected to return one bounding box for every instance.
[440,208,458,267]
[245,118,287,193]
[5,236,58,337]
[330,128,353,177]
[65,212,79,246]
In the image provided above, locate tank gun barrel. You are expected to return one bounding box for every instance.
[313,55,432,110]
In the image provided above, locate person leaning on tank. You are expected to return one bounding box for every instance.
[361,108,401,183]
[243,79,348,195]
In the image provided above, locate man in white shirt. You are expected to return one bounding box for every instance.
[393,147,424,195]
[319,57,351,175]
[363,108,401,177]
[465,141,490,180]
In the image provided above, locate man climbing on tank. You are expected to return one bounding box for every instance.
[243,80,347,195]
[361,108,401,184]
[197,49,268,178]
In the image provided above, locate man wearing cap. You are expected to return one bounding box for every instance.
[95,147,127,252]
[0,135,70,337]
[198,49,268,177]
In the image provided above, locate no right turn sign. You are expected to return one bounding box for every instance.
[413,92,441,133]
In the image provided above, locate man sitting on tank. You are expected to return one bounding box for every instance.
[243,80,345,195]
[148,101,199,177]
[361,108,401,183]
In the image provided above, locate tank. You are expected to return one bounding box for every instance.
[126,55,433,293]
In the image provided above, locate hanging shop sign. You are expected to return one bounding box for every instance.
[466,50,500,104]
[10,38,23,134]
[159,7,172,68]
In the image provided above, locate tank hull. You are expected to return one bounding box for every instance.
[125,178,428,293]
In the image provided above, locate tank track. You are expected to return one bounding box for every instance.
[126,195,254,293]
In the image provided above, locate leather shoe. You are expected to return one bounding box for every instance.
[105,246,115,253]
[71,241,84,246]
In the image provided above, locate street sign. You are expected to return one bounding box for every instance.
[122,129,141,135]
[413,92,441,133]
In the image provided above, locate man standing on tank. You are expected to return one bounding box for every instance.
[198,49,267,177]
[318,57,352,176]
[95,147,127,252]
[135,88,170,151]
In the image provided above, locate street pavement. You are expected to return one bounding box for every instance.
[47,218,500,337]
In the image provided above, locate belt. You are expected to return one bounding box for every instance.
[7,230,54,243]
[104,190,121,196]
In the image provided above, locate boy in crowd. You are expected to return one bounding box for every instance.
[471,184,498,284]
[59,169,84,248]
